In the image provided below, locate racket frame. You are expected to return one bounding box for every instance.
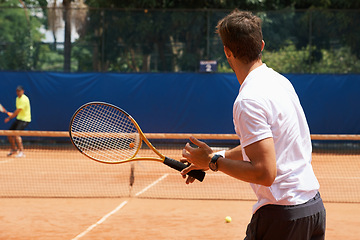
[70,102,169,164]
[69,102,206,181]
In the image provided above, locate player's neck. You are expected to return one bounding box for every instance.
[235,59,263,85]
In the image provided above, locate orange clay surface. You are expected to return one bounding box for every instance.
[0,146,359,239]
[0,198,359,240]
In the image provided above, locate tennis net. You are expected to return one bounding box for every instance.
[0,130,359,203]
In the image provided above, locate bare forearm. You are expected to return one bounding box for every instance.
[181,137,276,186]
[10,109,21,119]
[217,157,274,186]
[224,145,243,160]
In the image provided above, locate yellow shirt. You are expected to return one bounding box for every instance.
[16,94,31,122]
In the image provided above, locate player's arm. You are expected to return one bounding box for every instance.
[221,144,243,161]
[4,108,21,123]
[182,137,276,186]
[9,108,21,119]
[217,137,276,186]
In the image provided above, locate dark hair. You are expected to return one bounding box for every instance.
[216,9,263,63]
[16,85,24,91]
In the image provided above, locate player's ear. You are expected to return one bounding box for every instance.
[261,40,265,51]
[224,46,233,58]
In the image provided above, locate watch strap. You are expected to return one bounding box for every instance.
[209,154,221,171]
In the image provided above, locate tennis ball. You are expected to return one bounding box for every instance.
[225,216,232,223]
[129,142,135,148]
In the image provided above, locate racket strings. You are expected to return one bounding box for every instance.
[75,105,138,161]
[71,104,140,163]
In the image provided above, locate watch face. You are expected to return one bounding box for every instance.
[209,162,217,171]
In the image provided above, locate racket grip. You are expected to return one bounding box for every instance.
[163,157,205,182]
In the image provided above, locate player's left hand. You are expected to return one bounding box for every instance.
[4,117,10,123]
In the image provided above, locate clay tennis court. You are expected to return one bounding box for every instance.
[1,198,359,239]
[0,133,359,239]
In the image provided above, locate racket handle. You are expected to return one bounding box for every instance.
[163,157,205,182]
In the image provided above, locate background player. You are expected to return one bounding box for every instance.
[4,85,31,157]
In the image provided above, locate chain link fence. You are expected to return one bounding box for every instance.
[0,7,359,73]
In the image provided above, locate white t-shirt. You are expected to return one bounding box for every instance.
[233,64,319,213]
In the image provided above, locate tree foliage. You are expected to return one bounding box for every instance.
[0,0,44,70]
[0,0,359,72]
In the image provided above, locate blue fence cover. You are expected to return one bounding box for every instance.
[0,72,359,134]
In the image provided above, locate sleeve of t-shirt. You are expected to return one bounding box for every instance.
[234,99,273,148]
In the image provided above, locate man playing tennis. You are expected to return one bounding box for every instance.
[4,85,31,157]
[181,9,326,240]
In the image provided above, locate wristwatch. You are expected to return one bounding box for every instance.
[209,154,221,172]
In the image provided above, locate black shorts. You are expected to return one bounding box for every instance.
[244,192,326,240]
[9,119,30,130]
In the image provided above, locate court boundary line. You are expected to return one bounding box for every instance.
[71,200,128,240]
[135,173,169,197]
[71,173,169,240]
[0,158,16,164]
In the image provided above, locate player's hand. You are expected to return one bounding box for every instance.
[182,136,213,169]
[4,117,10,123]
[179,160,197,184]
[181,136,213,184]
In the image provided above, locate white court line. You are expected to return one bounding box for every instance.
[71,173,169,240]
[0,158,15,164]
[72,200,128,240]
[135,173,169,197]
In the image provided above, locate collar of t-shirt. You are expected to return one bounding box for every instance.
[240,63,267,92]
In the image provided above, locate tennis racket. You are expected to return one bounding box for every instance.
[0,104,11,116]
[69,102,205,182]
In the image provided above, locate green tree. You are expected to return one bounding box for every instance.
[0,0,44,70]
[78,4,212,72]
[1,0,359,72]
[47,0,87,71]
